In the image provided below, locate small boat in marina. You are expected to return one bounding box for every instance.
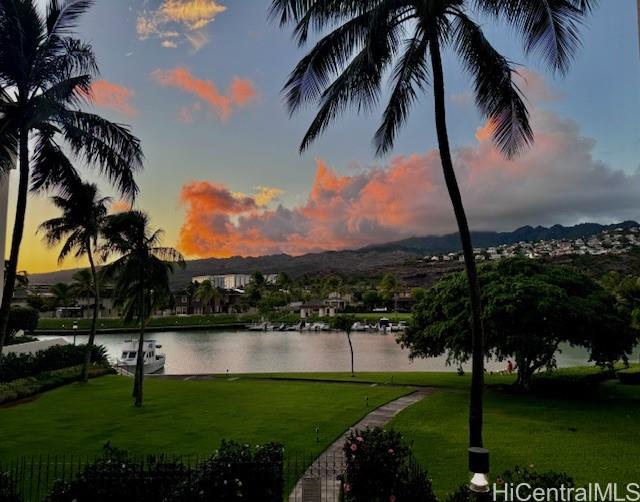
[377,317,392,333]
[117,340,166,374]
[247,322,267,331]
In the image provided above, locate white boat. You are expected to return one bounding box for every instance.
[117,340,166,374]
[377,317,392,333]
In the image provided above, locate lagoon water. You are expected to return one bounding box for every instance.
[39,329,637,375]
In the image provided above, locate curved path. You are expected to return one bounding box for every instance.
[289,387,433,502]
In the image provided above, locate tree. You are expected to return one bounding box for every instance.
[331,314,357,377]
[362,290,381,311]
[7,306,39,340]
[399,259,638,389]
[0,0,144,356]
[50,282,73,308]
[101,211,184,407]
[194,280,221,313]
[39,181,109,382]
[271,0,595,448]
[379,274,399,309]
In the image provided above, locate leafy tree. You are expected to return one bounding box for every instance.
[7,306,39,340]
[0,0,143,355]
[257,290,289,317]
[362,290,381,311]
[271,0,596,447]
[399,259,638,389]
[50,282,73,308]
[275,272,291,289]
[194,280,221,313]
[101,211,184,407]
[378,273,399,308]
[40,181,110,381]
[26,294,45,312]
[331,314,357,377]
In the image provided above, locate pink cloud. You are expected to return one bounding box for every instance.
[151,67,257,120]
[88,80,138,117]
[177,75,640,258]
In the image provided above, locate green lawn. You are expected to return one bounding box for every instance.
[0,375,407,462]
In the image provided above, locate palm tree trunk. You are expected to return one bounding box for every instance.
[347,331,354,377]
[0,127,30,359]
[430,38,485,448]
[82,242,100,382]
[134,270,145,407]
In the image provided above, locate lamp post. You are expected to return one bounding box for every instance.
[72,321,78,345]
[469,447,490,495]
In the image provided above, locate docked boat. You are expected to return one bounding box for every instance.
[117,340,166,374]
[246,322,267,331]
[377,317,392,333]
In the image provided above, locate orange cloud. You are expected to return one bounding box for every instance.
[151,68,257,120]
[88,80,138,117]
[178,103,640,259]
[110,200,132,213]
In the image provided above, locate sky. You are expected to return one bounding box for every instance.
[10,0,640,273]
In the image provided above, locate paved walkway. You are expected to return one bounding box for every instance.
[288,388,433,502]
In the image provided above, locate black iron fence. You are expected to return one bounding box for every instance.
[0,452,344,502]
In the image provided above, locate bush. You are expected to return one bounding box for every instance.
[0,471,21,502]
[0,344,109,383]
[168,441,284,502]
[45,441,284,502]
[339,428,435,502]
[617,368,640,385]
[0,365,114,405]
[7,307,39,338]
[445,466,574,502]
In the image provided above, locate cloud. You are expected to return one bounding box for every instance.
[110,200,132,213]
[151,67,257,120]
[88,80,138,117]
[254,186,284,206]
[137,0,226,51]
[177,73,640,258]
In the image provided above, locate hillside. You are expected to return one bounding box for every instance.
[28,220,639,287]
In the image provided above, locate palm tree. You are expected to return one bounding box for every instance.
[271,0,594,451]
[194,280,222,313]
[101,211,184,407]
[50,282,73,307]
[0,0,144,355]
[39,181,109,381]
[331,314,357,377]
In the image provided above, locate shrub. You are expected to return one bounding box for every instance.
[339,428,435,502]
[168,441,284,502]
[45,441,284,502]
[7,307,39,339]
[445,466,574,502]
[617,368,640,385]
[0,344,109,383]
[0,471,21,502]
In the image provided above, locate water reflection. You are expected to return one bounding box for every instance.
[39,330,638,375]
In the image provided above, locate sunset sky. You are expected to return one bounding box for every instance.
[11,0,640,273]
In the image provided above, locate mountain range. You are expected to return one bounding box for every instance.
[28,220,639,287]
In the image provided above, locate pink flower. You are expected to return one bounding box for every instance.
[350,443,358,452]
[356,436,364,442]
[344,483,351,493]
[390,496,396,502]
[388,448,395,456]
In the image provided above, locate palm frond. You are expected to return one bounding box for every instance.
[58,110,142,198]
[453,13,533,158]
[474,0,589,75]
[374,29,429,156]
[30,128,80,193]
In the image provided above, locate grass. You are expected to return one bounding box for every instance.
[3,367,638,498]
[0,375,407,462]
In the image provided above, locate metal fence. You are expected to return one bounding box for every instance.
[0,452,345,502]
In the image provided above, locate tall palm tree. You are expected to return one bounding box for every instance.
[271,0,595,451]
[101,211,184,407]
[0,0,144,355]
[39,181,109,381]
[50,282,73,307]
[194,279,222,313]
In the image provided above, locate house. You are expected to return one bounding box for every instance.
[300,301,335,319]
[324,292,354,311]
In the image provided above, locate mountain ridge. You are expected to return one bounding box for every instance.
[28,220,639,287]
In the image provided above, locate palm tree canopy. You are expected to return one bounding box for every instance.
[68,267,93,299]
[194,280,221,304]
[0,0,143,196]
[38,180,110,263]
[269,0,596,158]
[101,210,185,323]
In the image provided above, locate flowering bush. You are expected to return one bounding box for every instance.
[339,427,436,502]
[445,465,574,502]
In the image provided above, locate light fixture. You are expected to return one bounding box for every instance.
[469,447,490,494]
